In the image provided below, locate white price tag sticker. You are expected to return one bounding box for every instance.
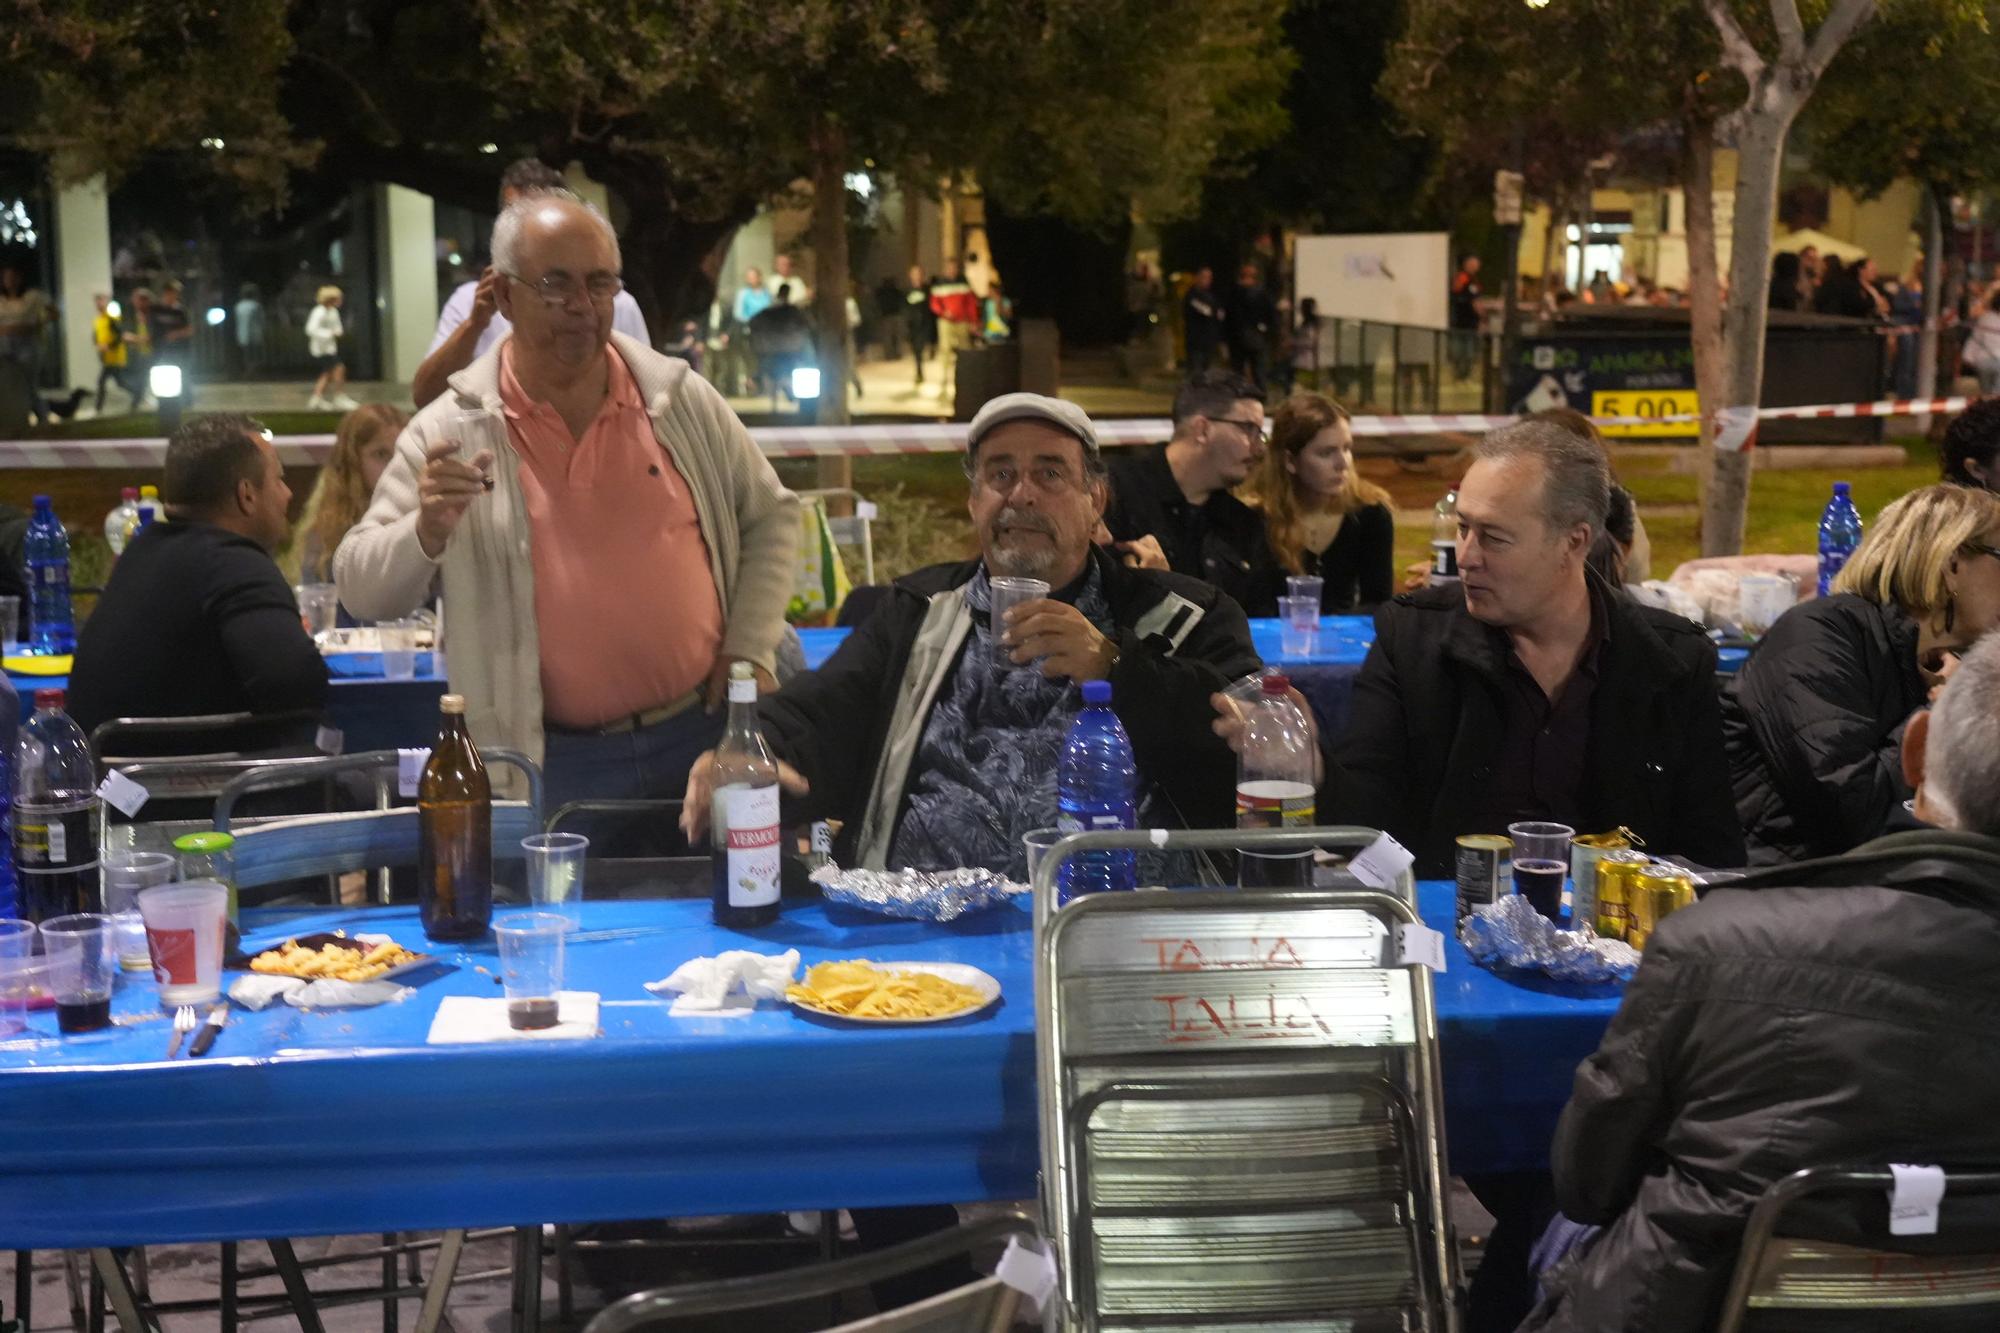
[97,770,150,819]
[1889,1163,1946,1236]
[1395,922,1447,973]
[856,500,879,520]
[316,725,344,755]
[993,1235,1058,1314]
[1349,832,1415,890]
[397,748,430,799]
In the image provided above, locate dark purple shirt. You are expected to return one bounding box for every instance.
[1483,585,1609,828]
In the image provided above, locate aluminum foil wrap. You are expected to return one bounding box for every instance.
[1459,895,1641,986]
[810,865,1026,922]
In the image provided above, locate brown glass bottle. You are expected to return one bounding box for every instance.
[418,694,493,941]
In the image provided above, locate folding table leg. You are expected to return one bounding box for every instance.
[266,1238,327,1333]
[131,1247,152,1305]
[414,1229,465,1333]
[221,1241,238,1333]
[13,1249,29,1331]
[64,1250,89,1332]
[383,1232,401,1333]
[553,1226,573,1325]
[510,1228,541,1333]
[88,1248,147,1333]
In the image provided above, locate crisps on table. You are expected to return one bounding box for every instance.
[249,935,420,983]
[786,959,986,1019]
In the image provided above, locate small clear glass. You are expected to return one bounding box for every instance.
[988,576,1050,666]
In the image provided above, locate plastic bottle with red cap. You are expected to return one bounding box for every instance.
[1236,672,1317,888]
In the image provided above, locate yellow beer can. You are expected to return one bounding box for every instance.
[1627,863,1697,951]
[1592,850,1652,941]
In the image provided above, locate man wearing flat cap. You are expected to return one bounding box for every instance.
[682,391,1261,875]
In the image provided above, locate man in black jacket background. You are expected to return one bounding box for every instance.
[681,391,1260,874]
[1325,418,1743,878]
[1524,632,2000,1333]
[68,413,327,747]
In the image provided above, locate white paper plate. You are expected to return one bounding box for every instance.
[789,960,1001,1025]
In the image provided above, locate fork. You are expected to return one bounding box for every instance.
[166,1005,196,1060]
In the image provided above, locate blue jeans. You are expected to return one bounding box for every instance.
[541,707,725,858]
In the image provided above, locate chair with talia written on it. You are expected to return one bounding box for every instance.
[1033,824,1459,1331]
[1713,1165,2000,1333]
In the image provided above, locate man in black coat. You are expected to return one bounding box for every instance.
[1181,266,1225,374]
[1524,633,2000,1333]
[1102,370,1282,617]
[67,413,327,748]
[1224,262,1278,395]
[682,391,1260,874]
[1325,418,1744,878]
[1318,417,1742,1332]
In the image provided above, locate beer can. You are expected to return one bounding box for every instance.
[1570,830,1633,938]
[1592,850,1651,941]
[1455,834,1513,923]
[1626,863,1697,951]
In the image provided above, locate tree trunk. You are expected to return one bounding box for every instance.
[1682,124,1727,541]
[1539,203,1564,302]
[809,112,852,435]
[1916,182,1945,426]
[1702,112,1792,556]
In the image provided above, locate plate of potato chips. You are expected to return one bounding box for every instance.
[786,959,1000,1024]
[243,932,431,984]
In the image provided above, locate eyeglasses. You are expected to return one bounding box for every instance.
[504,271,623,308]
[974,460,1090,496]
[1962,541,2000,562]
[1208,415,1269,442]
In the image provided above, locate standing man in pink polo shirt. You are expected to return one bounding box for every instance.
[336,192,799,810]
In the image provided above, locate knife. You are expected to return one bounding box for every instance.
[188,1004,230,1057]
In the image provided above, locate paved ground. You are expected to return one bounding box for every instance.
[1,1187,1496,1330]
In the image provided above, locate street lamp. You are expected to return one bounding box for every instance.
[150,363,184,432]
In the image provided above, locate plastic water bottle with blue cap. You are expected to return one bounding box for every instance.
[25,495,74,655]
[1817,481,1863,596]
[1057,679,1137,902]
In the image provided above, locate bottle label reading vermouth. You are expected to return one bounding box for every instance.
[722,785,780,908]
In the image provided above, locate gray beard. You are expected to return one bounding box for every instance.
[987,541,1061,580]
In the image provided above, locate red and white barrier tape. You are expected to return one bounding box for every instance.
[0,395,1972,468]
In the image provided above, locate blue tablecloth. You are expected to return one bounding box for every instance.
[0,880,1617,1249]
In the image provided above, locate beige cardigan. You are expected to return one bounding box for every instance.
[334,333,800,778]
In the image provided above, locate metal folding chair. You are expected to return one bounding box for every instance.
[582,1208,1040,1333]
[1714,1165,2000,1332]
[544,798,708,899]
[92,709,335,863]
[216,748,542,901]
[1034,826,1456,1331]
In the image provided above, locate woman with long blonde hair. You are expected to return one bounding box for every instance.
[1244,391,1396,611]
[285,403,407,583]
[1724,482,2000,863]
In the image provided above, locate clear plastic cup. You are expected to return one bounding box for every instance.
[1508,822,1576,923]
[1286,574,1324,608]
[103,851,177,971]
[295,583,339,643]
[988,576,1050,666]
[378,618,420,680]
[42,914,115,1034]
[1023,828,1064,889]
[136,881,230,1006]
[494,912,567,1031]
[0,919,33,960]
[0,955,51,1037]
[522,833,587,932]
[1277,596,1319,658]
